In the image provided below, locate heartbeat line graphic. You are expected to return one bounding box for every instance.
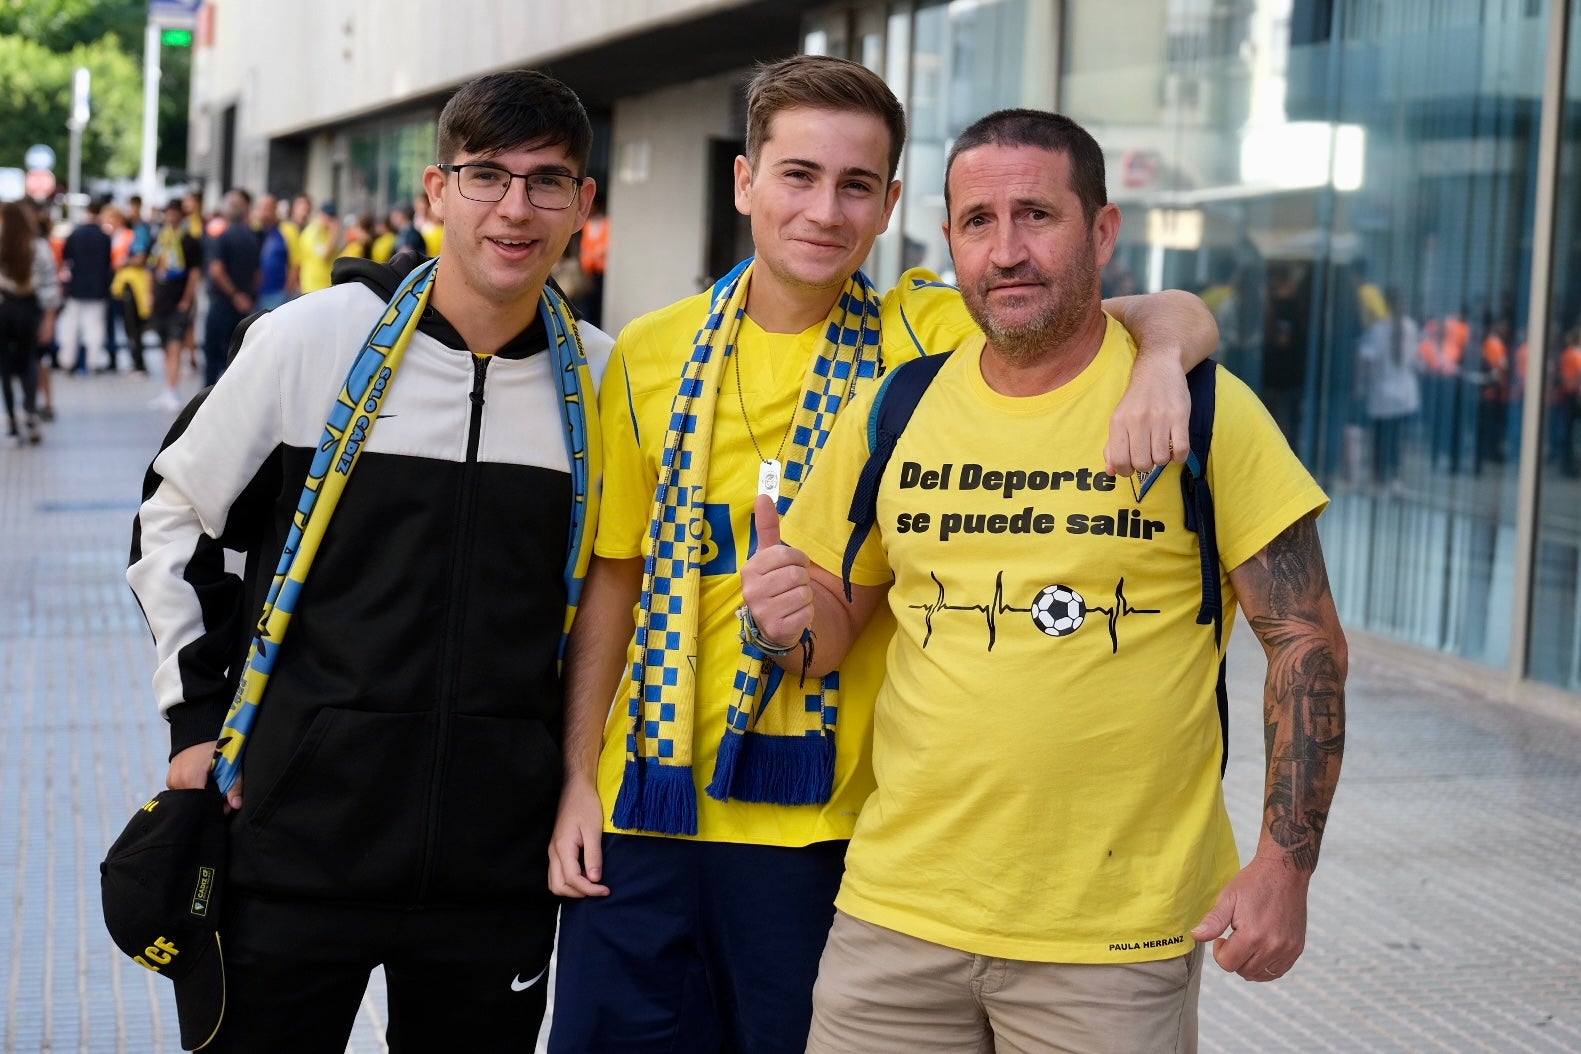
[1088,577,1160,654]
[910,574,1159,652]
[910,571,1029,650]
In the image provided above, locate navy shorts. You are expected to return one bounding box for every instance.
[549,834,847,1054]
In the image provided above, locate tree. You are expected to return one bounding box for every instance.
[0,0,146,54]
[0,0,188,182]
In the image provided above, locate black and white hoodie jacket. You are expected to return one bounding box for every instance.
[128,257,613,907]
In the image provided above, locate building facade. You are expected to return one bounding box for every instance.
[188,0,1581,705]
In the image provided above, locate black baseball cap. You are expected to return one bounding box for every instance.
[101,789,228,1051]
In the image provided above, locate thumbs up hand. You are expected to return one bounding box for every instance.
[740,494,815,650]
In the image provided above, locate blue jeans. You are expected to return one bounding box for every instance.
[203,296,245,386]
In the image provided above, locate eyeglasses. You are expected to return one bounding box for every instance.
[437,163,584,209]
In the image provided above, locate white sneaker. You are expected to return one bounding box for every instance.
[148,388,183,412]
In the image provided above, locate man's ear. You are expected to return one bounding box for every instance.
[733,155,754,217]
[573,177,598,232]
[1092,203,1121,270]
[421,165,447,224]
[875,179,902,235]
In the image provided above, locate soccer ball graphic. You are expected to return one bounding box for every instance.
[1031,584,1086,637]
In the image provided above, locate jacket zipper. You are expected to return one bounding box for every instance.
[418,351,490,898]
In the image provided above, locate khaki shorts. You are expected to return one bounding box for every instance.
[807,911,1203,1054]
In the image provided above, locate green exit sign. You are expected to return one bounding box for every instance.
[160,28,193,47]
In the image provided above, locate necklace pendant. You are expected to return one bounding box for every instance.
[758,459,782,502]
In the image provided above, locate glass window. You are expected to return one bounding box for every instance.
[344,115,437,223]
[901,0,1055,282]
[1527,0,1581,690]
[1063,1,1551,669]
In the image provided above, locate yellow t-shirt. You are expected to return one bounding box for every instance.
[1199,282,1233,314]
[594,272,977,846]
[279,220,302,269]
[783,318,1328,963]
[298,219,336,294]
[1357,282,1390,327]
[423,224,444,258]
[370,231,397,264]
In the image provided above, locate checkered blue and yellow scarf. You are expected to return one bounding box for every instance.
[212,258,600,792]
[612,260,884,836]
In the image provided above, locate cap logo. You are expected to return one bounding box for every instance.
[140,799,159,813]
[190,867,215,917]
[133,936,180,973]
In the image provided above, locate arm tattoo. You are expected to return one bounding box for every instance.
[1244,514,1346,874]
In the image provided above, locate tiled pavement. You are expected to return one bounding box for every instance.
[3,369,1580,1052]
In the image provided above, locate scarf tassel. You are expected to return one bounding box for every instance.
[707,730,834,806]
[611,759,699,837]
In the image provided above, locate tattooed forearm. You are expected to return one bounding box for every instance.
[1234,513,1347,875]
[1261,514,1325,618]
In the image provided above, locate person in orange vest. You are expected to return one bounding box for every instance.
[1477,318,1512,466]
[577,199,608,326]
[1555,331,1581,476]
[1417,319,1459,471]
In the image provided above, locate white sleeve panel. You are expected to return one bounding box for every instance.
[127,309,289,718]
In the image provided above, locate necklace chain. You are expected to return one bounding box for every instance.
[732,342,795,466]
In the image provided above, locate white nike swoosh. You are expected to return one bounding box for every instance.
[511,964,550,992]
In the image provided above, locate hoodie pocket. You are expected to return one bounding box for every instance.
[428,714,562,902]
[236,707,436,902]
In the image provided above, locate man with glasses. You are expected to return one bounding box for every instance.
[128,70,610,1051]
[742,108,1346,1053]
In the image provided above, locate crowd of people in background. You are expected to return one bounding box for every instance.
[1166,247,1581,491]
[0,185,476,443]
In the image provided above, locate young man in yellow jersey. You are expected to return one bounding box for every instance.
[743,108,1347,1054]
[547,57,1220,1053]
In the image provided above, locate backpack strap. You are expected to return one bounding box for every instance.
[1180,360,1221,644]
[841,352,952,600]
[1179,360,1227,775]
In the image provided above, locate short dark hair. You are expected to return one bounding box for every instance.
[436,69,593,173]
[745,55,907,181]
[944,109,1108,225]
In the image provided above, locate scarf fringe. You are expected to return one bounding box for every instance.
[706,731,834,806]
[612,760,699,836]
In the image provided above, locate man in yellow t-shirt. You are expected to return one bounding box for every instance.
[296,201,340,294]
[747,109,1347,1053]
[546,58,1220,1054]
[279,193,309,296]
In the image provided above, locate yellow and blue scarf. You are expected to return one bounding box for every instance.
[612,259,884,836]
[212,258,599,792]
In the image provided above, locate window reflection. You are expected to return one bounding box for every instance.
[1528,0,1581,691]
[1059,0,1550,668]
[904,0,1054,284]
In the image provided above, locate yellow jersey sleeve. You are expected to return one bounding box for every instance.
[880,268,979,362]
[593,333,656,560]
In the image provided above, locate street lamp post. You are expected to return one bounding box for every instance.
[66,65,90,210]
[140,21,162,203]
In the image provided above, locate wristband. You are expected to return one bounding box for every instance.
[736,604,801,656]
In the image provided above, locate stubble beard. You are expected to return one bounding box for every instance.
[963,238,1099,366]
